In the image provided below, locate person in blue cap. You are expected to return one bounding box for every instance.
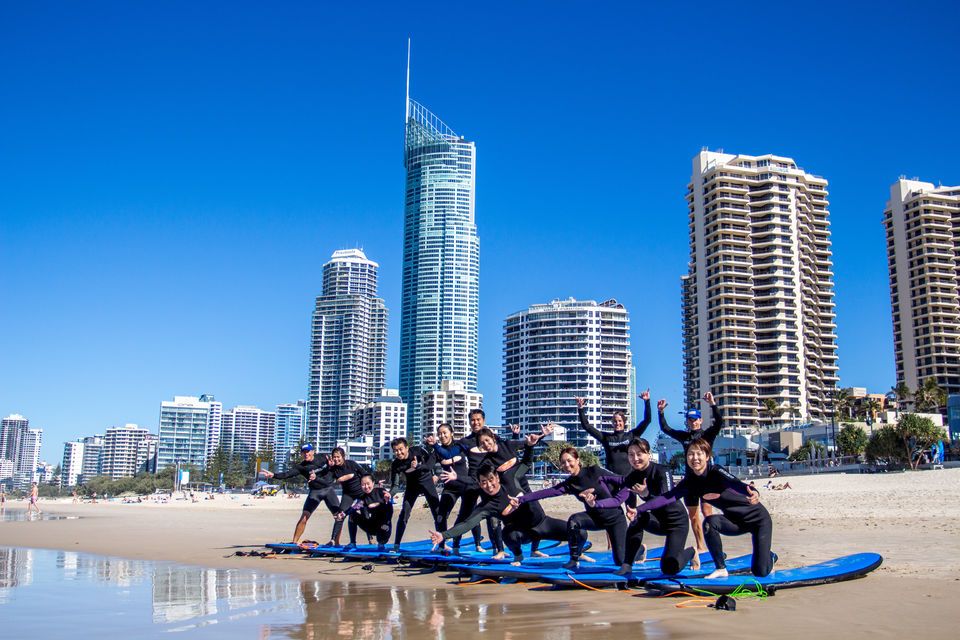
[259,443,336,545]
[657,391,723,567]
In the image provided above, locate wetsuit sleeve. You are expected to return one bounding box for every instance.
[269,464,306,481]
[658,410,688,443]
[517,482,568,504]
[635,482,686,513]
[701,404,724,444]
[592,475,630,509]
[503,439,525,456]
[520,442,535,467]
[442,502,499,540]
[433,442,460,461]
[714,466,751,496]
[577,406,605,442]
[631,399,653,436]
[655,465,675,494]
[388,463,404,496]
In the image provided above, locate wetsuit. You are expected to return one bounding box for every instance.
[455,431,504,552]
[433,440,472,547]
[345,489,394,545]
[329,459,371,542]
[270,458,338,518]
[577,398,653,475]
[519,465,628,566]
[594,463,693,575]
[634,463,773,577]
[389,445,443,546]
[659,403,723,507]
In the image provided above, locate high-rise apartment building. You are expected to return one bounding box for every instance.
[157,395,221,470]
[682,151,839,429]
[13,428,42,489]
[306,249,387,452]
[62,440,85,487]
[275,401,305,471]
[399,80,480,441]
[422,380,483,439]
[352,389,407,461]
[101,424,154,480]
[79,435,103,482]
[883,179,960,397]
[0,414,28,466]
[219,406,276,463]
[503,298,632,450]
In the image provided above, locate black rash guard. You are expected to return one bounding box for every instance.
[518,464,621,522]
[658,404,724,452]
[595,462,687,519]
[271,458,333,490]
[388,446,436,493]
[331,460,369,498]
[577,399,652,475]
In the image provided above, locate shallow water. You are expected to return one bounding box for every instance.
[0,547,660,638]
[0,508,78,522]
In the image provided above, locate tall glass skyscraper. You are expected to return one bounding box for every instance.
[400,84,479,441]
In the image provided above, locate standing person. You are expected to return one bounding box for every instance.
[259,444,336,545]
[456,409,507,553]
[432,423,472,551]
[1,485,6,509]
[574,389,653,475]
[633,438,773,578]
[658,392,722,559]
[511,448,629,573]
[327,447,372,545]
[339,474,394,550]
[586,438,695,576]
[388,437,443,552]
[27,482,42,515]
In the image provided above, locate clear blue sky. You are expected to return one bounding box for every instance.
[2,1,958,462]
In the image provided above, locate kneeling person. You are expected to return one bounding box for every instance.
[341,474,394,550]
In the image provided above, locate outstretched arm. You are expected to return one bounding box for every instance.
[631,391,653,435]
[441,502,499,540]
[701,394,724,442]
[591,475,631,509]
[516,483,568,505]
[575,397,605,441]
[657,399,687,442]
[634,483,686,514]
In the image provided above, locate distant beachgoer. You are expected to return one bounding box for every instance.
[1,486,6,508]
[91,492,98,504]
[72,489,79,504]
[27,482,42,514]
[772,482,793,491]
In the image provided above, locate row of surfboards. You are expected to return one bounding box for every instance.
[264,538,883,595]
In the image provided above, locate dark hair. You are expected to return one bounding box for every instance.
[477,428,497,443]
[478,463,498,479]
[390,437,408,448]
[468,408,486,420]
[360,474,375,483]
[559,447,579,460]
[331,447,346,457]
[611,410,627,423]
[628,438,650,454]
[687,438,713,458]
[437,423,453,435]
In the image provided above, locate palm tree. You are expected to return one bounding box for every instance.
[834,387,853,421]
[890,382,913,415]
[914,377,947,413]
[760,398,781,430]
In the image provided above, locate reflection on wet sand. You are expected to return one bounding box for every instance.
[1,508,77,522]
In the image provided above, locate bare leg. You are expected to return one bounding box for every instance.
[688,505,705,570]
[292,512,311,543]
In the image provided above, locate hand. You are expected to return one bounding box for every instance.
[334,511,345,521]
[704,392,715,406]
[508,495,521,509]
[367,501,379,508]
[502,496,521,516]
[409,457,418,469]
[525,433,539,446]
[575,397,585,409]
[382,490,391,501]
[579,488,596,508]
[432,475,439,485]
[625,506,637,522]
[308,471,316,482]
[325,455,334,466]
[639,389,650,401]
[425,434,436,446]
[440,469,458,483]
[542,423,556,437]
[745,485,760,505]
[657,399,668,412]
[510,424,521,435]
[630,480,649,497]
[259,470,273,478]
[428,530,443,548]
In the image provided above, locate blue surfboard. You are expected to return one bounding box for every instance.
[544,553,751,588]
[266,537,446,556]
[346,539,562,563]
[643,553,883,595]
[451,548,676,582]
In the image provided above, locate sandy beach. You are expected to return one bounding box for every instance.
[3,469,959,638]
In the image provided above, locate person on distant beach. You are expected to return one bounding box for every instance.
[511,447,629,573]
[27,482,42,514]
[259,444,336,545]
[389,436,443,552]
[339,474,393,550]
[1,486,6,508]
[632,438,774,579]
[575,390,653,475]
[658,392,723,564]
[586,438,696,576]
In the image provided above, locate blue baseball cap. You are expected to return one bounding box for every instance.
[684,409,702,421]
[300,444,315,453]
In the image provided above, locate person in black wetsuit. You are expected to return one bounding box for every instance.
[432,423,472,551]
[452,409,508,553]
[658,391,722,561]
[389,436,443,551]
[339,474,394,550]
[585,438,695,576]
[512,447,629,573]
[328,447,372,546]
[258,444,335,544]
[634,437,773,578]
[574,389,653,475]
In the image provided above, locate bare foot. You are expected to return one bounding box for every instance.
[532,551,549,558]
[491,551,508,560]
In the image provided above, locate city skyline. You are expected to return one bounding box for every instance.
[2,3,959,461]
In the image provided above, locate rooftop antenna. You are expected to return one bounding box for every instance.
[405,38,411,122]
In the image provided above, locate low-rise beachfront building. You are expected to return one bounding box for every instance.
[157,395,221,471]
[101,424,155,480]
[422,380,483,440]
[352,389,407,461]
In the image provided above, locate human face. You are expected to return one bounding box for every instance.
[685,416,703,431]
[330,451,345,466]
[479,434,497,452]
[627,445,650,471]
[478,472,501,496]
[611,414,626,432]
[560,452,581,475]
[392,443,409,460]
[438,426,453,446]
[469,413,485,433]
[360,477,375,494]
[686,447,708,476]
[303,449,315,462]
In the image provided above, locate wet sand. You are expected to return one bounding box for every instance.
[3,469,959,638]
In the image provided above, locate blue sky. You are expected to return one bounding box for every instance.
[2,1,958,462]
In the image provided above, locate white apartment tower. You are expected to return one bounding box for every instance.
[101,424,154,480]
[352,389,407,461]
[884,179,960,396]
[14,428,42,489]
[79,435,103,482]
[422,380,483,439]
[219,406,277,463]
[275,401,306,471]
[306,249,388,452]
[682,151,839,429]
[0,414,29,467]
[157,395,222,470]
[503,298,632,450]
[62,440,86,487]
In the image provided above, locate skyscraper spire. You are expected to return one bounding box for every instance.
[405,38,411,122]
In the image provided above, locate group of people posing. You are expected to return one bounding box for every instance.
[262,391,775,579]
